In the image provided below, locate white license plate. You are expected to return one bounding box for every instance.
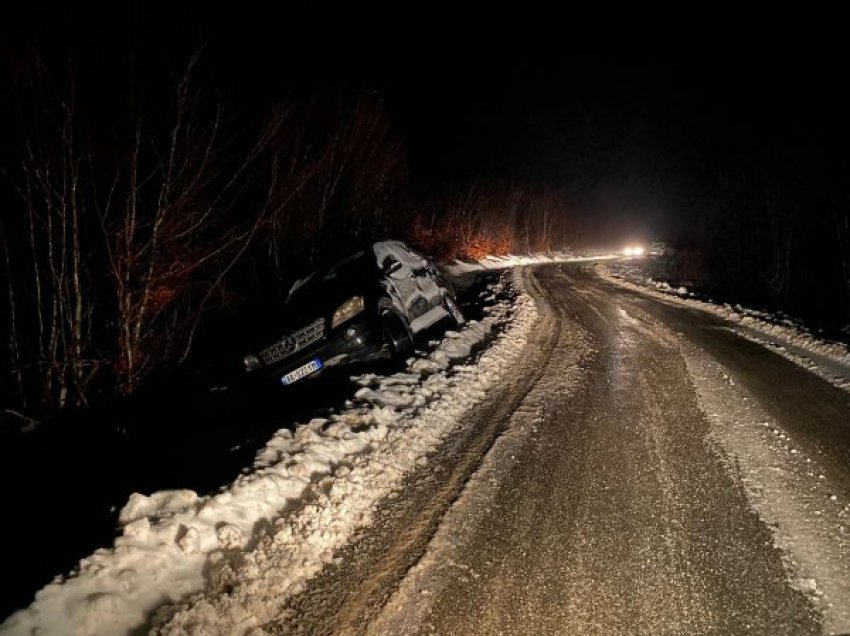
[280,358,323,385]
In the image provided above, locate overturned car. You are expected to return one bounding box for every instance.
[242,241,464,385]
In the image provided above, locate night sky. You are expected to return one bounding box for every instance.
[3,4,849,246]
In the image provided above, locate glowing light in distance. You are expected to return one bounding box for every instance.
[622,245,645,257]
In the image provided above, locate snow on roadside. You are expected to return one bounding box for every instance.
[1,272,539,636]
[443,250,618,276]
[682,342,850,634]
[598,262,850,392]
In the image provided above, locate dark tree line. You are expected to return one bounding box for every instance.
[660,75,850,332]
[671,168,850,328]
[410,183,574,262]
[0,51,576,422]
[0,52,412,419]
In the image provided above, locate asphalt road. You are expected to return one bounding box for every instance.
[272,263,850,635]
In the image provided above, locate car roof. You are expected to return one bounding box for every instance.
[372,239,407,252]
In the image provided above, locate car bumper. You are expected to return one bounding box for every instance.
[257,317,384,385]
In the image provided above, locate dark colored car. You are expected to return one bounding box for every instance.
[242,240,465,386]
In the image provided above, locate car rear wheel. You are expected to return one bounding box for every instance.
[381,310,414,360]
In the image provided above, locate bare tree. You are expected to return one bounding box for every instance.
[101,53,283,393]
[763,176,797,308]
[256,94,407,287]
[0,222,24,406]
[410,183,573,261]
[3,62,99,408]
[0,53,423,417]
[1,51,286,410]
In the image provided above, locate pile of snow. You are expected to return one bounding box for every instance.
[599,263,850,391]
[443,250,619,276]
[1,273,538,636]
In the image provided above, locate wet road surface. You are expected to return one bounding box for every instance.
[274,263,850,635]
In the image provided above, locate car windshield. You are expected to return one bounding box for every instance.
[323,250,366,281]
[286,250,369,304]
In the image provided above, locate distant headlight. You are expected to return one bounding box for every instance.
[243,354,261,372]
[623,246,645,257]
[331,296,365,329]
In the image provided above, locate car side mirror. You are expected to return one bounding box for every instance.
[383,260,403,276]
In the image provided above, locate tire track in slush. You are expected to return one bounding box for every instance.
[370,264,821,635]
[270,267,561,635]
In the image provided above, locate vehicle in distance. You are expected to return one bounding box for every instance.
[242,240,465,386]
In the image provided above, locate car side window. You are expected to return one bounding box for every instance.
[380,254,405,277]
[396,245,427,269]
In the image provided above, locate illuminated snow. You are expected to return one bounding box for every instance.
[1,271,538,636]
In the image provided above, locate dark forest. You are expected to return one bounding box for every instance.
[2,4,849,420]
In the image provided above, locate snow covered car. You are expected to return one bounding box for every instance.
[242,240,465,385]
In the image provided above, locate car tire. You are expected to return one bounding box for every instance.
[380,309,414,360]
[442,293,466,327]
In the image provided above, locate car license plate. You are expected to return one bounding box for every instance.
[280,358,323,385]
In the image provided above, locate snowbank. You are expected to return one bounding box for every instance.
[1,272,539,636]
[599,263,850,391]
[443,250,618,276]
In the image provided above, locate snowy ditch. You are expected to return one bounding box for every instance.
[599,262,850,393]
[1,271,540,636]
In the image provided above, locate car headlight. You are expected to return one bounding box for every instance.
[243,354,261,372]
[332,296,365,329]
